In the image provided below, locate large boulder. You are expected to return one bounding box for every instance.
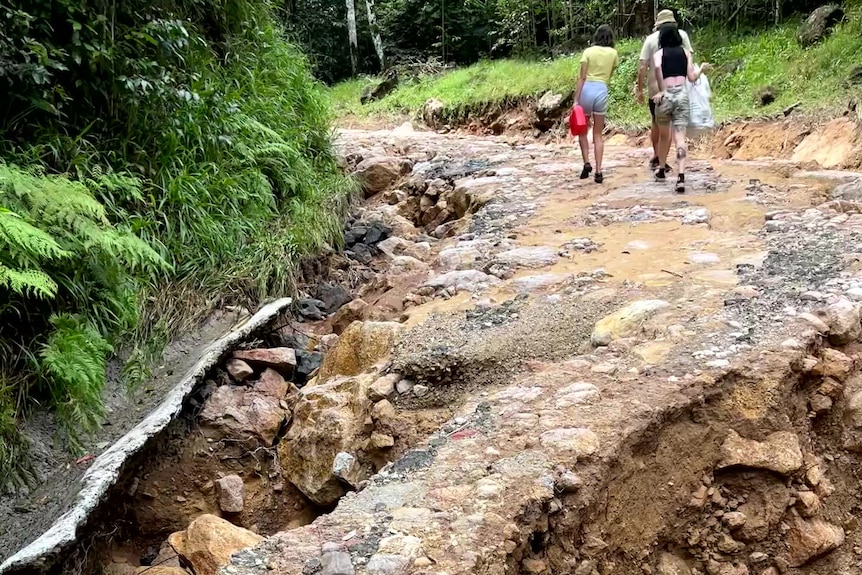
[318,321,402,381]
[360,69,399,104]
[199,385,289,445]
[167,514,263,575]
[279,374,376,505]
[354,157,413,198]
[798,4,844,46]
[535,91,570,130]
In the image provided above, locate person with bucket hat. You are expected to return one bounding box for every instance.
[636,9,693,171]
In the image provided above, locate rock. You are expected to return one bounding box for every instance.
[216,475,244,513]
[590,300,670,347]
[280,374,375,505]
[435,246,483,271]
[321,551,355,575]
[360,69,399,104]
[809,393,833,414]
[368,374,400,401]
[254,368,290,399]
[798,312,829,333]
[371,399,397,428]
[657,552,691,575]
[717,430,803,475]
[403,241,431,261]
[412,384,429,397]
[425,270,501,293]
[798,4,844,46]
[522,558,548,574]
[717,533,746,554]
[332,300,369,336]
[355,157,412,197]
[332,452,363,488]
[366,554,410,575]
[296,350,323,382]
[226,359,254,382]
[831,179,862,202]
[318,321,402,381]
[167,514,262,575]
[423,98,445,129]
[718,565,749,575]
[824,297,862,345]
[723,511,747,529]
[495,246,560,269]
[200,386,287,445]
[796,490,821,517]
[785,515,845,567]
[316,283,353,314]
[748,552,768,564]
[389,255,429,277]
[539,428,599,456]
[298,298,327,320]
[232,348,296,376]
[817,348,854,380]
[363,222,392,246]
[396,379,415,394]
[535,91,569,130]
[371,432,395,448]
[377,237,411,259]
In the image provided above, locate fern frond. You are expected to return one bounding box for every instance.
[0,208,70,263]
[0,264,58,299]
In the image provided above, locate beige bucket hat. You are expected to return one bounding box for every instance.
[654,9,678,30]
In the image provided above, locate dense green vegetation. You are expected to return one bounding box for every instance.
[0,0,349,490]
[329,14,862,129]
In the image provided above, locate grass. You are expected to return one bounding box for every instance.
[330,14,862,129]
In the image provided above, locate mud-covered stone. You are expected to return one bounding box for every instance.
[717,430,803,475]
[318,321,402,381]
[785,514,845,567]
[233,348,296,376]
[590,300,670,347]
[168,514,262,575]
[216,475,245,513]
[422,98,445,129]
[657,552,692,575]
[254,368,291,399]
[200,386,287,445]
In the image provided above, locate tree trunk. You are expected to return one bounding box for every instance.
[345,0,358,75]
[365,0,385,70]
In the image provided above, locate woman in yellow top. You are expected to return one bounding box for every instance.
[575,25,618,184]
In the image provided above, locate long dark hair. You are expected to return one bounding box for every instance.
[658,25,683,49]
[593,25,615,48]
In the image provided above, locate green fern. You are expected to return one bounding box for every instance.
[39,314,113,443]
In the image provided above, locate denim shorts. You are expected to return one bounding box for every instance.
[579,81,609,116]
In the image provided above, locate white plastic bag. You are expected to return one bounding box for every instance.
[687,65,714,138]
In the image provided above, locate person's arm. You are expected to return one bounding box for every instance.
[685,50,711,83]
[682,31,693,54]
[636,42,650,104]
[576,60,588,105]
[652,50,664,101]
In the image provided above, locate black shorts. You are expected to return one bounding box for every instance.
[649,99,657,119]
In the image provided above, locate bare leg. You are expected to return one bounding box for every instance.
[650,119,660,164]
[578,117,591,165]
[673,125,688,192]
[593,113,606,175]
[656,123,672,176]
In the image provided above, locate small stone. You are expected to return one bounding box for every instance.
[522,558,547,574]
[717,533,746,554]
[748,552,768,564]
[797,313,829,333]
[366,554,410,575]
[368,374,400,402]
[216,475,244,513]
[656,552,691,575]
[809,394,833,414]
[759,568,779,575]
[817,348,854,381]
[233,348,297,376]
[321,551,355,575]
[226,359,254,381]
[371,432,395,449]
[796,491,821,517]
[412,384,429,397]
[396,379,415,394]
[332,452,362,488]
[557,471,583,493]
[723,511,747,529]
[413,558,432,568]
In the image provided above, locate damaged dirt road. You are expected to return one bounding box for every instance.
[11,121,862,575]
[211,124,862,575]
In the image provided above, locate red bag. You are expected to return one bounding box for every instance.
[569,105,588,136]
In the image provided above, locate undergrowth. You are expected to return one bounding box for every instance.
[0,0,350,491]
[330,14,862,129]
